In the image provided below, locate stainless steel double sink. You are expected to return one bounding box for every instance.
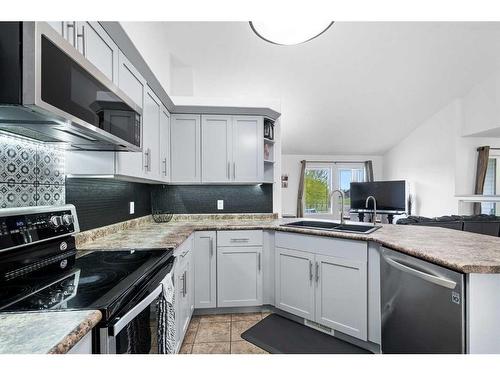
[281,220,381,234]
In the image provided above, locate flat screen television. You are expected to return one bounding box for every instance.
[350,180,406,212]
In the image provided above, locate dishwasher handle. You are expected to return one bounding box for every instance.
[384,256,457,290]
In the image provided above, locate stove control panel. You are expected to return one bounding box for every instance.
[0,205,79,252]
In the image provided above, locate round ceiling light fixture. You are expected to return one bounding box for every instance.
[249,21,334,46]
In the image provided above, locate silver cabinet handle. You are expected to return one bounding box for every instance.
[384,256,457,289]
[144,148,151,171]
[227,162,230,179]
[230,238,250,243]
[315,262,319,283]
[183,270,187,297]
[163,158,167,176]
[66,21,76,47]
[61,21,66,38]
[309,260,313,281]
[258,253,261,271]
[144,149,149,170]
[199,236,213,257]
[77,24,85,55]
[233,162,236,179]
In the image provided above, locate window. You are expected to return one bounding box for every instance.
[304,167,332,214]
[304,162,366,219]
[482,157,499,215]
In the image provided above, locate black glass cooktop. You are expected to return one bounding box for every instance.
[0,249,173,321]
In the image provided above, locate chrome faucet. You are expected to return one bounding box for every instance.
[365,195,377,225]
[330,189,345,225]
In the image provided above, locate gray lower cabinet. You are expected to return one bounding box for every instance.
[193,231,217,308]
[217,231,263,307]
[274,232,368,341]
[275,247,315,320]
[315,254,367,340]
[174,239,194,351]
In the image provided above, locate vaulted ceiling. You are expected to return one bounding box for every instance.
[123,22,500,155]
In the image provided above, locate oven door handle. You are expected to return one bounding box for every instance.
[109,284,163,336]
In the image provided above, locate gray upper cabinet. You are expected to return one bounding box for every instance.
[47,21,65,37]
[77,22,119,83]
[142,87,162,181]
[198,115,264,184]
[117,50,145,109]
[159,105,171,183]
[232,116,264,182]
[47,22,118,83]
[170,114,201,183]
[201,115,232,183]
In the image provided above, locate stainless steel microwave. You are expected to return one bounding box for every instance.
[0,22,142,151]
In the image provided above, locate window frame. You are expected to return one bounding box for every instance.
[303,162,366,220]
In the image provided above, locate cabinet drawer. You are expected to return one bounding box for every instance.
[275,232,367,262]
[217,230,263,247]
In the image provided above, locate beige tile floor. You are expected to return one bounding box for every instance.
[179,312,271,354]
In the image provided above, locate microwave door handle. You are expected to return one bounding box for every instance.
[384,256,457,290]
[109,284,163,336]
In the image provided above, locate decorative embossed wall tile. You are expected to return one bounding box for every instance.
[36,146,64,186]
[0,134,65,208]
[36,184,65,206]
[0,182,37,209]
[0,140,37,185]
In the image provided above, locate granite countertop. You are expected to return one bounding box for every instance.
[76,214,500,274]
[0,310,102,354]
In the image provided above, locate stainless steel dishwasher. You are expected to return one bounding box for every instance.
[380,247,465,353]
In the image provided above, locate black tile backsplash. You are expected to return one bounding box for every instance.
[151,184,273,214]
[65,178,151,231]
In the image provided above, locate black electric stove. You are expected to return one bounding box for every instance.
[0,205,174,353]
[1,248,173,320]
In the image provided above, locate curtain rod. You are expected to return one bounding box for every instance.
[305,160,369,164]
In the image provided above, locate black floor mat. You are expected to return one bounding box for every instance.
[241,314,372,354]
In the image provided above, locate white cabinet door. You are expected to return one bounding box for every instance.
[159,105,171,183]
[315,254,368,340]
[170,114,201,183]
[117,50,145,109]
[217,246,263,307]
[47,21,65,36]
[114,52,145,179]
[175,249,193,347]
[232,116,263,182]
[77,22,119,83]
[115,86,160,180]
[275,247,315,320]
[194,232,217,308]
[201,115,232,183]
[142,87,162,181]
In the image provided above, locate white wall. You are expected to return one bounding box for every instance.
[383,98,500,217]
[383,100,460,217]
[121,22,173,94]
[281,154,383,217]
